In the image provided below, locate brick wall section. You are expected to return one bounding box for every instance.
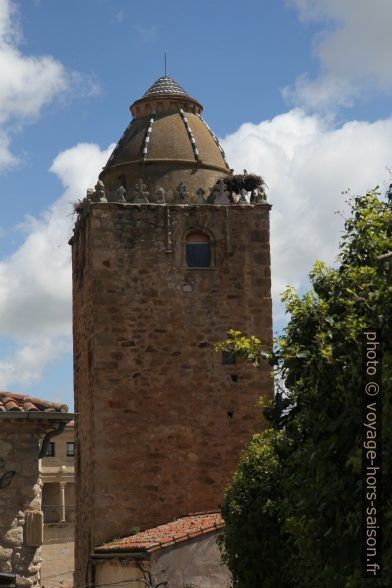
[72,202,273,586]
[0,423,44,586]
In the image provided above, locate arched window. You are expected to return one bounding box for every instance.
[186,232,210,268]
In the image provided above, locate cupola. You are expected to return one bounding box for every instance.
[99,75,231,200]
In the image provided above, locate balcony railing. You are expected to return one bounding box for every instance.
[42,504,75,524]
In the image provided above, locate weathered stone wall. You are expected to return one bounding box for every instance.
[72,202,273,586]
[0,423,44,586]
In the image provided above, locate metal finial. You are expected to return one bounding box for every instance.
[164,52,167,76]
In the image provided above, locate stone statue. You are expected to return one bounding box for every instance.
[86,188,94,201]
[238,188,248,204]
[131,179,150,203]
[154,187,166,204]
[212,179,230,205]
[111,186,126,203]
[195,188,206,204]
[173,181,190,204]
[91,180,107,203]
[251,186,267,203]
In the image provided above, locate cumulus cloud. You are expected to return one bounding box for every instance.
[285,0,392,110]
[0,142,114,387]
[0,336,69,388]
[0,0,98,170]
[221,109,392,322]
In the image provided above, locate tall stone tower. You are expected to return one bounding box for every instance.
[71,76,273,585]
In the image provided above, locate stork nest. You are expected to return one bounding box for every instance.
[222,173,265,194]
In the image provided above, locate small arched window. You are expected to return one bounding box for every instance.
[186,232,210,268]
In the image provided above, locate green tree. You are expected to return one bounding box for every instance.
[216,189,392,587]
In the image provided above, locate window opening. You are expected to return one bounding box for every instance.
[45,442,55,457]
[66,442,75,457]
[222,351,236,365]
[186,232,210,268]
[118,175,126,189]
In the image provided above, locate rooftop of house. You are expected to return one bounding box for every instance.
[95,511,224,554]
[0,391,68,413]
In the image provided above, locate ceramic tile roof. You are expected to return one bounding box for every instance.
[143,75,189,98]
[0,391,68,413]
[95,511,223,554]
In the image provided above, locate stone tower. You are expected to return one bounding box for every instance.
[71,76,273,585]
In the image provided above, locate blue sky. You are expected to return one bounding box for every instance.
[1,0,392,409]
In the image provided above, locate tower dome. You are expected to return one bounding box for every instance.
[100,76,230,201]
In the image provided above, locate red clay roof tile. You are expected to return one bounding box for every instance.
[0,391,68,413]
[95,512,224,554]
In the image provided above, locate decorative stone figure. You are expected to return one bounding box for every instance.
[173,181,190,204]
[94,180,107,203]
[90,188,100,203]
[86,188,94,201]
[131,179,150,203]
[238,188,248,204]
[195,188,206,204]
[108,186,126,202]
[213,179,231,205]
[154,187,166,203]
[251,186,267,203]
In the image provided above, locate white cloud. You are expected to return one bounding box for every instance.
[0,142,114,386]
[221,109,392,321]
[285,0,392,110]
[0,336,69,388]
[0,0,98,170]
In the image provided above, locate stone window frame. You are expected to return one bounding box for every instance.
[181,228,216,270]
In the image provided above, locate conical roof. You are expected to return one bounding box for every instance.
[143,76,189,98]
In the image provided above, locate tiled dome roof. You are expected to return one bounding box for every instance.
[100,75,230,198]
[143,75,189,98]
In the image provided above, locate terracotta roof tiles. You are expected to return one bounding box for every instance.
[0,391,68,413]
[95,511,223,554]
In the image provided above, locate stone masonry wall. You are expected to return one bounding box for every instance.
[72,202,273,586]
[72,213,95,588]
[0,423,45,586]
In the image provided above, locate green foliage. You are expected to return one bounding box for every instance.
[130,526,140,535]
[218,189,392,587]
[215,331,269,367]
